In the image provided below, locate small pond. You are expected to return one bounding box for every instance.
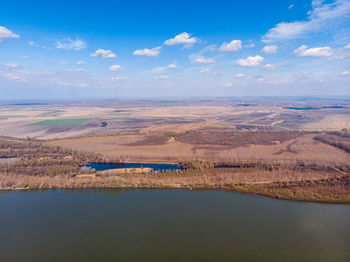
[86,162,181,172]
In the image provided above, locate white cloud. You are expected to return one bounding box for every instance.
[263,0,350,42]
[77,61,86,65]
[90,49,116,59]
[0,26,20,42]
[341,70,350,75]
[164,32,197,47]
[200,68,210,74]
[236,73,245,78]
[111,76,127,81]
[153,75,169,80]
[261,45,278,54]
[56,38,86,50]
[194,56,215,64]
[133,46,161,57]
[236,55,264,67]
[262,64,277,70]
[288,4,294,10]
[109,65,122,72]
[225,83,233,87]
[219,40,242,52]
[1,63,19,68]
[168,64,177,69]
[312,0,324,8]
[293,45,333,57]
[344,43,350,49]
[3,73,26,82]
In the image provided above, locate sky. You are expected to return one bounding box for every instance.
[1,0,350,99]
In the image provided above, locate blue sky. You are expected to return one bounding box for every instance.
[1,0,350,99]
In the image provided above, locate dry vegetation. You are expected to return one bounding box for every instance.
[314,131,350,153]
[0,137,102,177]
[1,129,350,203]
[1,99,350,203]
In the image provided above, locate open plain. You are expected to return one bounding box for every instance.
[1,98,349,203]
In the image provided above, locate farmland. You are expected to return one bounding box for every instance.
[0,98,349,203]
[32,118,93,126]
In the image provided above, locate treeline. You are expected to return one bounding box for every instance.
[314,132,350,154]
[0,139,102,161]
[178,158,350,173]
[0,138,103,177]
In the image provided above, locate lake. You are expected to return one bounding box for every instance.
[87,162,181,171]
[0,189,349,261]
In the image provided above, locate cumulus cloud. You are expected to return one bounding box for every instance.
[261,45,278,54]
[236,55,264,67]
[56,38,86,50]
[153,75,169,80]
[90,49,116,59]
[263,0,350,42]
[168,64,177,69]
[77,61,86,65]
[133,46,161,57]
[293,45,333,57]
[236,73,245,78]
[288,4,294,10]
[0,26,20,42]
[109,65,122,72]
[344,43,350,49]
[262,64,277,70]
[218,40,242,52]
[193,56,215,64]
[225,83,233,87]
[164,32,197,47]
[341,70,350,75]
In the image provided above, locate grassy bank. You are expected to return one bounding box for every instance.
[1,170,349,204]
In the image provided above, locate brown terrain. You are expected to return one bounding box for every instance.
[0,98,349,203]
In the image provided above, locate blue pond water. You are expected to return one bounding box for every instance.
[87,162,181,172]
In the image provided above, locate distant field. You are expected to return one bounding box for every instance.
[0,98,349,139]
[32,118,93,126]
[273,121,297,127]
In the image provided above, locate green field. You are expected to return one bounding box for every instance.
[273,121,297,127]
[32,118,93,126]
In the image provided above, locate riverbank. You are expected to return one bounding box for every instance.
[1,134,349,204]
[1,171,349,203]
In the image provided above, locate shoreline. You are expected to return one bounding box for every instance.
[1,173,349,204]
